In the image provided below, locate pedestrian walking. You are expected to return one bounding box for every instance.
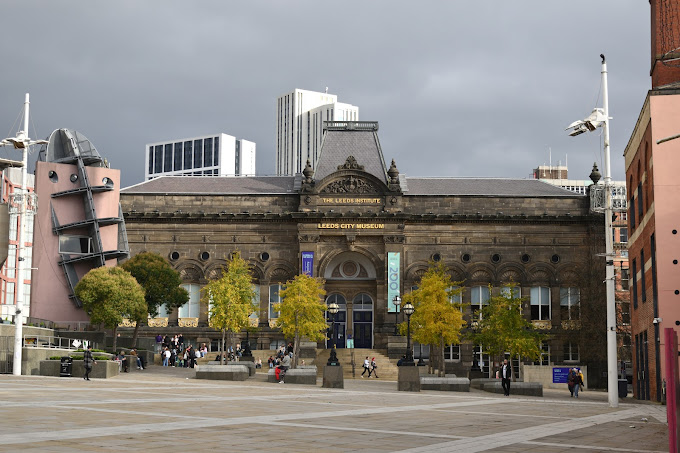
[371,357,379,378]
[573,368,584,398]
[567,368,576,397]
[361,356,371,377]
[83,345,96,380]
[500,359,512,396]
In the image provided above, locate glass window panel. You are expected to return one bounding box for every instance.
[148,146,154,174]
[193,140,203,169]
[530,286,550,320]
[6,282,14,305]
[58,235,91,255]
[6,247,15,278]
[560,287,580,320]
[8,217,17,241]
[179,283,200,318]
[214,137,219,167]
[183,141,192,170]
[163,144,172,172]
[204,138,213,167]
[501,286,520,299]
[269,284,281,319]
[173,142,182,171]
[154,145,163,173]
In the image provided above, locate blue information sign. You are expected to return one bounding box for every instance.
[553,367,579,383]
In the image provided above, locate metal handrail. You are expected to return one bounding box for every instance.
[23,334,96,350]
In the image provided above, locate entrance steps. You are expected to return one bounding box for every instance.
[315,348,399,380]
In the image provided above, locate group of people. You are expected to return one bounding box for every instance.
[162,343,202,368]
[114,348,145,372]
[361,356,379,378]
[568,367,585,398]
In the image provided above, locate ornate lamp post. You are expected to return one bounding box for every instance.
[403,302,415,365]
[327,301,339,366]
[393,295,401,335]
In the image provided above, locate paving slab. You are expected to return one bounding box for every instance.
[0,366,668,452]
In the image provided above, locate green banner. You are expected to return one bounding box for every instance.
[387,252,400,313]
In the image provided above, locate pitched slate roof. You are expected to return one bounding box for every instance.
[314,128,388,184]
[403,178,582,197]
[121,176,298,195]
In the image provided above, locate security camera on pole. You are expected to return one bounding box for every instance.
[565,55,618,408]
[0,94,47,376]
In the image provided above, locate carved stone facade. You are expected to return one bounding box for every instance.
[119,122,605,380]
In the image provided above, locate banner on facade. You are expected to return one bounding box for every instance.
[387,252,400,313]
[302,251,314,277]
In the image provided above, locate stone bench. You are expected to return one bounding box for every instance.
[196,364,249,381]
[268,368,317,385]
[39,360,120,379]
[420,377,470,392]
[482,381,543,397]
[470,378,498,389]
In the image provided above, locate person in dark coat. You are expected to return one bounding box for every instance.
[83,345,96,380]
[500,359,512,396]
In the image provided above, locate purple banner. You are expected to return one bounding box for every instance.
[302,251,314,277]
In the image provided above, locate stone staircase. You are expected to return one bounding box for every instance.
[315,348,399,380]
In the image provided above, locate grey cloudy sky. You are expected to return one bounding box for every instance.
[1,1,650,187]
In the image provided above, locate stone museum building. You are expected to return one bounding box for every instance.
[120,121,606,380]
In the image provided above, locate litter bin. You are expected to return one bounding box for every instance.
[60,357,73,377]
[617,379,628,398]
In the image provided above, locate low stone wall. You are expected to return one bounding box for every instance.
[196,364,249,381]
[421,377,470,392]
[268,368,317,385]
[470,378,498,390]
[482,381,543,397]
[522,365,588,390]
[39,359,120,379]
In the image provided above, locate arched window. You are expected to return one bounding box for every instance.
[352,293,373,310]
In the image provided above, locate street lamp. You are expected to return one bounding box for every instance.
[566,54,618,408]
[0,93,47,376]
[327,301,339,366]
[393,295,401,335]
[403,301,415,365]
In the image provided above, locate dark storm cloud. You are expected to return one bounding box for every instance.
[0,1,649,186]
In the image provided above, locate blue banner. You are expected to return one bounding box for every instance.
[387,252,400,312]
[302,251,314,277]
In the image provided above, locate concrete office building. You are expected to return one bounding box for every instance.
[145,134,256,180]
[625,0,680,402]
[276,89,359,175]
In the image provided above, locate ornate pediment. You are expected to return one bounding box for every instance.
[321,176,378,194]
[337,156,364,171]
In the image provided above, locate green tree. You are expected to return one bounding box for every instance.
[75,266,147,352]
[277,274,327,368]
[121,251,189,347]
[472,283,546,377]
[202,252,256,365]
[402,262,465,377]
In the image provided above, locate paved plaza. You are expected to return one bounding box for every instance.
[0,367,669,452]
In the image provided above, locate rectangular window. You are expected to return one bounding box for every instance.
[154,145,163,173]
[449,286,462,307]
[563,342,579,362]
[629,195,635,229]
[530,286,550,320]
[473,345,490,376]
[179,283,200,318]
[173,142,182,171]
[641,249,646,302]
[163,144,172,172]
[620,301,630,325]
[148,146,154,175]
[6,282,14,305]
[6,247,15,278]
[619,227,628,243]
[214,136,219,167]
[621,268,630,291]
[560,287,580,320]
[269,284,281,319]
[501,286,520,299]
[632,259,638,309]
[534,343,550,365]
[193,140,203,169]
[204,138,213,167]
[8,216,17,241]
[183,141,192,170]
[471,286,490,318]
[637,182,643,219]
[444,344,460,361]
[58,235,92,255]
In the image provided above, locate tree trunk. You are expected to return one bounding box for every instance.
[220,329,226,365]
[440,338,446,377]
[293,330,300,369]
[131,322,140,349]
[112,325,118,352]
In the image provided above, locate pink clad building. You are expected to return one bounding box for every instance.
[29,129,128,324]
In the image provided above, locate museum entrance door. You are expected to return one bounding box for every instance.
[352,293,373,349]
